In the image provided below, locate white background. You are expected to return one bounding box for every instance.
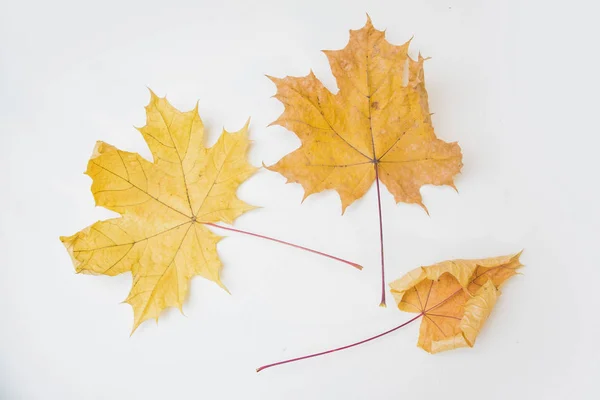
[1,0,599,398]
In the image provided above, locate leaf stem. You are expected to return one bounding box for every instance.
[202,222,362,270]
[256,312,423,373]
[374,163,386,307]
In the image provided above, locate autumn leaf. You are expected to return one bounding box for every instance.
[61,92,362,333]
[257,252,522,372]
[60,91,257,332]
[266,16,463,306]
[389,252,523,353]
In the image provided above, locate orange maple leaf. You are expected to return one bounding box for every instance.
[257,252,523,372]
[267,17,463,305]
[389,252,523,353]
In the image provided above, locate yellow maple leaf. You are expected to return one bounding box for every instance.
[266,17,463,306]
[60,91,257,332]
[390,252,523,353]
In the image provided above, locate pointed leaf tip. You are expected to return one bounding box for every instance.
[265,74,281,84]
[147,87,160,102]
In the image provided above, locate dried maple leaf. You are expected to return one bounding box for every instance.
[61,91,259,333]
[389,252,523,353]
[267,17,463,306]
[257,252,522,371]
